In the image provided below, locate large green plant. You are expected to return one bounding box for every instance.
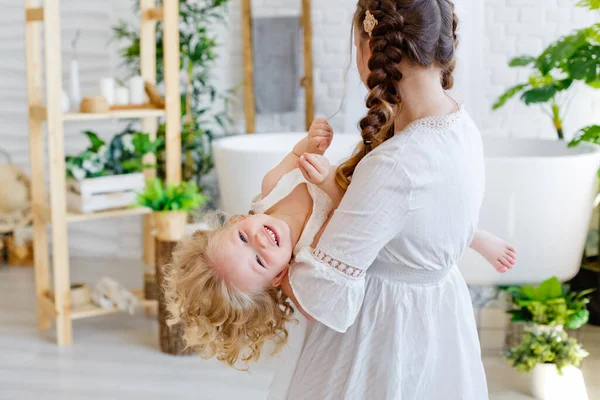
[505,327,589,374]
[112,0,233,187]
[492,0,599,141]
[503,277,595,330]
[136,178,207,212]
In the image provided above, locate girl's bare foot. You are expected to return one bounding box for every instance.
[470,230,516,273]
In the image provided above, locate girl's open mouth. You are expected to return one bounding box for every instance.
[264,225,279,247]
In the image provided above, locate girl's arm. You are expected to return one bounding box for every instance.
[261,119,333,197]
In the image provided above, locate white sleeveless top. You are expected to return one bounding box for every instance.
[250,168,334,257]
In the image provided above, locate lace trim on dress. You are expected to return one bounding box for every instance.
[313,248,366,279]
[401,90,465,134]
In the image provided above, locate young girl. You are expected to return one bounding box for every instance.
[163,120,516,369]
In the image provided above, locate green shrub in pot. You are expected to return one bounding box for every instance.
[503,276,595,330]
[505,326,589,375]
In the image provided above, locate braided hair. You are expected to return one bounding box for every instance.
[335,0,459,190]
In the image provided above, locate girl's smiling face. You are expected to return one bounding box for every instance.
[210,214,293,292]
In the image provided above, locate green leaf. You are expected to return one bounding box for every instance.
[507,309,532,323]
[566,309,590,329]
[520,85,557,105]
[521,285,539,300]
[539,277,562,300]
[576,0,600,10]
[83,131,105,152]
[569,125,600,147]
[492,83,529,110]
[509,55,536,67]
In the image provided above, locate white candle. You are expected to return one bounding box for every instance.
[100,78,115,106]
[129,75,145,105]
[69,60,81,111]
[115,87,130,105]
[61,89,70,113]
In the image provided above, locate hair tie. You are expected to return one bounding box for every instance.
[364,140,372,146]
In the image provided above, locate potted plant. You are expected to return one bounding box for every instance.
[135,178,206,355]
[505,326,589,399]
[503,276,594,399]
[135,178,206,242]
[65,129,162,213]
[503,276,595,330]
[492,0,599,142]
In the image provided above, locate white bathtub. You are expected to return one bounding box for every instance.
[213,133,600,285]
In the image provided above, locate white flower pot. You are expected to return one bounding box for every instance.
[531,364,588,400]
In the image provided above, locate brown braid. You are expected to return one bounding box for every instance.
[336,0,459,190]
[441,2,459,90]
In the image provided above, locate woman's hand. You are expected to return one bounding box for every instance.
[294,118,333,156]
[298,153,330,185]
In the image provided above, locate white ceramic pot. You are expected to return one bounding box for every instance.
[531,364,588,400]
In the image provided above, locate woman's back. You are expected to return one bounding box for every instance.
[375,104,486,271]
[287,104,489,399]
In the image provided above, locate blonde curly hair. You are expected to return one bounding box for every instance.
[163,214,295,369]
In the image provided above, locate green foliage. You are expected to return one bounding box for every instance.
[65,129,162,180]
[569,125,600,147]
[505,327,589,374]
[492,83,529,110]
[577,0,600,10]
[136,178,207,212]
[502,276,595,330]
[492,0,600,141]
[111,0,233,187]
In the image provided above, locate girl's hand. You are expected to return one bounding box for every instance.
[298,153,330,185]
[294,118,333,156]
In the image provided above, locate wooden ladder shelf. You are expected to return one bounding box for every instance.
[24,0,182,345]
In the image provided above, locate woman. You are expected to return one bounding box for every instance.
[279,0,489,398]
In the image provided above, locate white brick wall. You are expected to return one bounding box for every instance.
[0,0,598,259]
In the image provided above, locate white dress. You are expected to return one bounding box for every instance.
[250,169,334,400]
[287,95,489,399]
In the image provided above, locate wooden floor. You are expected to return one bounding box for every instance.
[1,259,599,400]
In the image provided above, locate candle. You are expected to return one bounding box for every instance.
[129,75,145,105]
[115,87,130,105]
[61,89,70,113]
[100,78,115,106]
[69,60,81,111]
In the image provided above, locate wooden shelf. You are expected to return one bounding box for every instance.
[38,289,158,320]
[41,206,151,223]
[39,290,157,321]
[72,290,157,320]
[26,0,180,346]
[63,108,165,121]
[67,207,151,223]
[73,290,157,320]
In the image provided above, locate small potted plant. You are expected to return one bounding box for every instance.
[135,178,206,242]
[505,326,589,399]
[136,178,206,356]
[503,276,594,399]
[503,276,595,331]
[65,129,162,213]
